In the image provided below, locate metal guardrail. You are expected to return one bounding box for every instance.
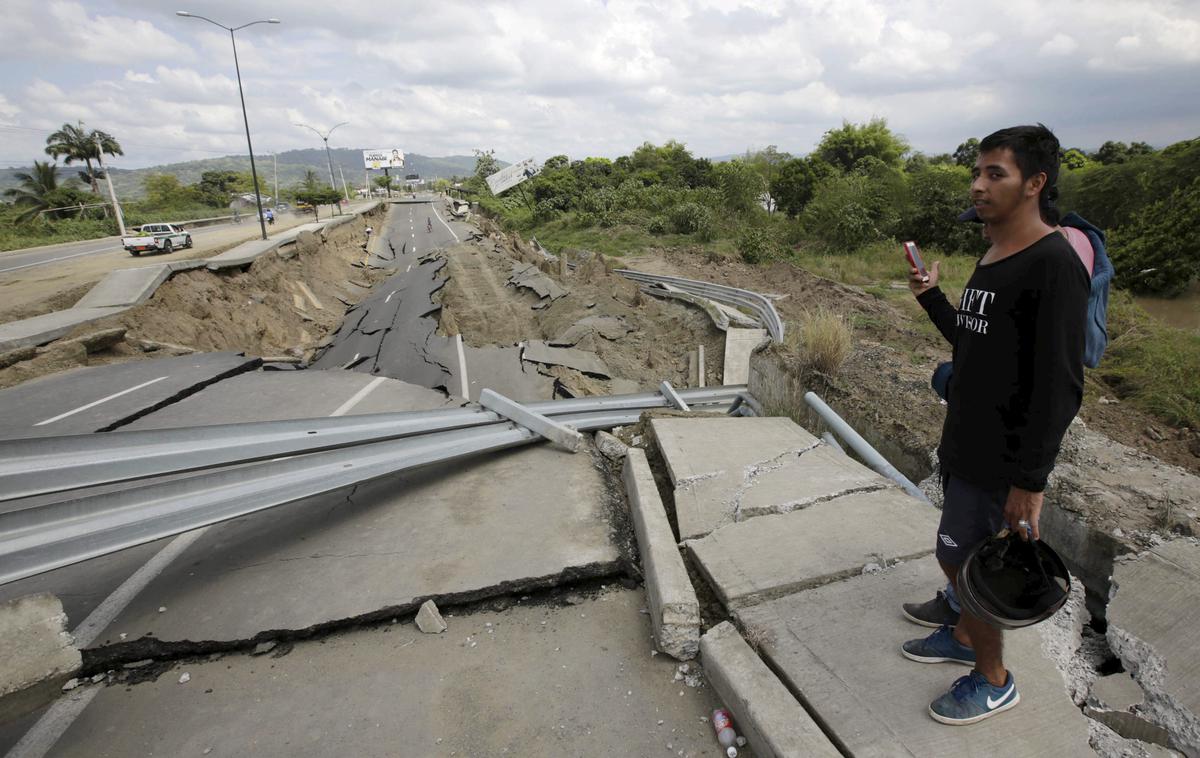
[615,269,785,343]
[0,387,743,502]
[804,391,929,504]
[0,386,745,585]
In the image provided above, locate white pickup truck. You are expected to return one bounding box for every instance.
[122,223,193,256]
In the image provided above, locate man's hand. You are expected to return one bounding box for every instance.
[907,260,940,297]
[1003,486,1043,541]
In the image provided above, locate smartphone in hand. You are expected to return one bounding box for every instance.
[903,241,929,283]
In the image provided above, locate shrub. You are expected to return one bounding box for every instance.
[801,173,900,252]
[647,215,668,235]
[669,201,712,235]
[737,226,784,264]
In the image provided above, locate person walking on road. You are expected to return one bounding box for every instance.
[426,216,433,234]
[900,124,1089,726]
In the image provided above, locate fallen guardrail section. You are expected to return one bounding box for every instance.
[614,269,784,343]
[0,385,747,586]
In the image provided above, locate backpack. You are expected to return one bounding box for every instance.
[931,213,1113,401]
[1060,212,1112,369]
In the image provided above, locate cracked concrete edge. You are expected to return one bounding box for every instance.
[623,449,700,660]
[79,558,625,671]
[0,594,80,700]
[1107,625,1200,755]
[95,355,264,433]
[736,482,895,521]
[699,621,841,758]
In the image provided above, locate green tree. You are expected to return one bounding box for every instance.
[373,175,394,195]
[816,118,909,173]
[301,169,322,193]
[1094,140,1131,165]
[715,159,767,214]
[44,121,123,194]
[900,164,983,254]
[293,186,343,219]
[472,149,500,190]
[1108,177,1200,295]
[1061,148,1090,170]
[1127,141,1155,158]
[143,174,187,208]
[745,145,791,213]
[3,161,91,222]
[801,172,900,251]
[953,138,980,167]
[195,170,241,207]
[770,157,819,217]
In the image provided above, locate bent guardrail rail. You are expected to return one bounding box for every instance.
[614,269,785,343]
[0,385,746,585]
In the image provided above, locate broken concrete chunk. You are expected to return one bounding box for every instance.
[416,600,448,634]
[251,641,277,656]
[0,593,81,699]
[522,341,611,378]
[595,430,629,461]
[507,262,568,301]
[550,315,633,346]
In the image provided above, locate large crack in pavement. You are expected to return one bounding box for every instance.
[77,560,626,680]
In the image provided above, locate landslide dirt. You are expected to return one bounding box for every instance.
[0,216,388,390]
[438,233,727,394]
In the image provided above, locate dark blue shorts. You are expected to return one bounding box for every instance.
[935,474,1008,565]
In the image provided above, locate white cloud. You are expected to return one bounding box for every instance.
[0,0,1197,167]
[1039,33,1078,57]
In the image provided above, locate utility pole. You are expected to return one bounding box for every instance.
[337,164,350,204]
[95,133,126,237]
[176,12,279,241]
[272,152,278,208]
[383,167,391,198]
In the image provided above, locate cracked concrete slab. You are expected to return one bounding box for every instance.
[686,487,936,609]
[73,264,173,309]
[522,341,611,378]
[508,261,568,301]
[1106,539,1200,755]
[722,328,767,385]
[0,352,261,439]
[459,345,556,402]
[45,589,725,758]
[82,443,618,645]
[122,371,459,428]
[737,556,1092,756]
[653,416,893,540]
[550,315,633,346]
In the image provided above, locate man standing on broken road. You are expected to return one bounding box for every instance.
[901,124,1089,725]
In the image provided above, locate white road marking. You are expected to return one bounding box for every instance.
[34,377,168,426]
[384,289,397,304]
[431,206,460,242]
[6,373,392,757]
[455,333,469,399]
[405,264,412,272]
[4,527,210,758]
[0,248,109,274]
[330,376,387,417]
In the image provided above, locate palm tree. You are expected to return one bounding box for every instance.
[3,161,66,223]
[44,121,124,194]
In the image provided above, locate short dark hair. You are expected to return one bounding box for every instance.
[980,124,1061,224]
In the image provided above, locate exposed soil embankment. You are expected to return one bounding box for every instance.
[438,226,727,394]
[0,214,387,390]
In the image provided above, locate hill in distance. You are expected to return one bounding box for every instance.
[1,148,485,199]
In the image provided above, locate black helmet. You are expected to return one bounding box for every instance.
[956,530,1071,630]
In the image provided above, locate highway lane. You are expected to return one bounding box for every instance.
[0,203,354,275]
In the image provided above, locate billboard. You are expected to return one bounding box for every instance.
[363,149,405,169]
[485,158,541,195]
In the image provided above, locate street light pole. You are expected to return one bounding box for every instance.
[295,121,347,215]
[176,11,279,241]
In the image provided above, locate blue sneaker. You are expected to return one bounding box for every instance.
[929,670,1020,725]
[901,625,975,666]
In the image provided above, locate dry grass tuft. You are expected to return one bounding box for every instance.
[787,306,853,375]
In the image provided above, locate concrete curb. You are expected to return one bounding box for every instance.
[0,203,381,353]
[622,448,700,660]
[700,621,840,758]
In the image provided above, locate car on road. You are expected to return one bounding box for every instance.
[275,202,291,212]
[122,223,192,256]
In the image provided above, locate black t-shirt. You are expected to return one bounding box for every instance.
[917,232,1089,492]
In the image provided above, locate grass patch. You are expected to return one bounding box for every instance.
[1099,291,1200,428]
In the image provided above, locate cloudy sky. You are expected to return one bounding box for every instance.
[1,0,1198,169]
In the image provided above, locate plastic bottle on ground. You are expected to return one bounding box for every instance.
[711,708,738,756]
